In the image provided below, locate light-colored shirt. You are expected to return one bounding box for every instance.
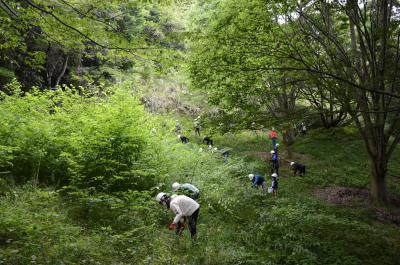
[170,195,200,224]
[180,183,199,195]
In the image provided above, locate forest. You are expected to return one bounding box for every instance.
[1,0,400,264]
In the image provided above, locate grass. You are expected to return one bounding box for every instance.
[1,126,400,264]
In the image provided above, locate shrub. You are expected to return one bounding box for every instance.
[0,85,160,192]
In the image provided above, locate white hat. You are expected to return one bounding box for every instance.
[172,182,180,191]
[177,135,181,138]
[272,127,275,131]
[155,192,166,202]
[275,143,279,147]
[248,174,254,180]
[290,162,295,166]
[270,150,275,154]
[271,173,278,178]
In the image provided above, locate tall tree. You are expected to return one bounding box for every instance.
[0,0,184,90]
[188,0,400,204]
[277,0,400,204]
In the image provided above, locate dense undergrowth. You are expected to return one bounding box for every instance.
[1,86,400,264]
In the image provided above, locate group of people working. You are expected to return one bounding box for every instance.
[177,118,232,162]
[176,118,213,146]
[249,127,306,196]
[157,126,306,240]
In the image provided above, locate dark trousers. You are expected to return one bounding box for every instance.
[195,127,200,136]
[175,208,200,238]
[271,161,279,175]
[203,139,213,146]
[189,208,200,238]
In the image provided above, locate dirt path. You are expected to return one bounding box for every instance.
[315,186,400,227]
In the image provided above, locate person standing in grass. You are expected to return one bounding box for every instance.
[175,120,182,133]
[301,122,307,134]
[274,143,279,157]
[271,173,278,197]
[270,150,279,175]
[155,192,200,239]
[269,127,277,147]
[248,173,266,192]
[194,117,201,136]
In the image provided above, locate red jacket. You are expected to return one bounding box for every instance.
[270,131,277,138]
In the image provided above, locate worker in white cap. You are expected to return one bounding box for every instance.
[155,192,200,239]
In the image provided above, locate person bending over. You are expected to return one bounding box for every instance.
[178,135,189,144]
[248,173,266,192]
[290,161,306,176]
[203,136,213,146]
[155,193,200,239]
[172,182,200,200]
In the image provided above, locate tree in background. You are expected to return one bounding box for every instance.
[188,0,400,205]
[276,0,400,204]
[0,0,185,91]
[188,0,303,138]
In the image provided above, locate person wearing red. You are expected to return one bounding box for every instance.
[269,127,277,147]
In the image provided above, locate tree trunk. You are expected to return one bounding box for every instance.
[370,157,388,205]
[55,54,69,87]
[282,129,295,159]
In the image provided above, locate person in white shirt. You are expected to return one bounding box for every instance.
[155,192,200,239]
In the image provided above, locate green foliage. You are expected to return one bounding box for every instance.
[0,67,15,88]
[0,84,161,192]
[0,186,165,265]
[1,1,400,263]
[0,1,186,91]
[247,202,400,265]
[1,124,400,264]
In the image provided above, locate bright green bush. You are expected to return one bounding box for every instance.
[0,85,161,192]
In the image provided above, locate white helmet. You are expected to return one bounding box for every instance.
[172,182,180,191]
[271,173,278,178]
[177,135,181,139]
[155,192,166,202]
[270,150,275,154]
[272,127,275,131]
[290,162,295,166]
[248,174,254,180]
[275,143,279,147]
